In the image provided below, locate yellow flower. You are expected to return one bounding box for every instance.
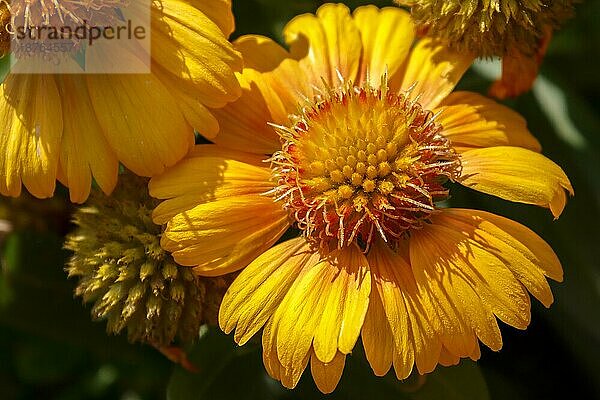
[149,4,573,393]
[0,0,242,202]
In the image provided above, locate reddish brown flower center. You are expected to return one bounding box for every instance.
[270,79,460,253]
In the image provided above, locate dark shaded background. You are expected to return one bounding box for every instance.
[1,1,599,399]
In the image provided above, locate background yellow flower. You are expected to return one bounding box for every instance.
[0,0,242,202]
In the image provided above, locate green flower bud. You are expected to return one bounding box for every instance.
[65,174,234,347]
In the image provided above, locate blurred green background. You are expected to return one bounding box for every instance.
[1,1,599,399]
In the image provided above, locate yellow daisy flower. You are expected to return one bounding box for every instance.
[149,4,573,393]
[0,0,242,202]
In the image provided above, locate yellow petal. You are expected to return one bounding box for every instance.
[219,238,317,345]
[264,309,310,389]
[151,64,220,138]
[394,38,474,109]
[150,0,242,108]
[412,219,532,332]
[436,91,541,152]
[361,287,394,377]
[195,0,236,37]
[352,6,415,86]
[459,146,574,218]
[212,35,308,154]
[87,73,194,177]
[368,239,479,377]
[151,146,289,275]
[310,351,346,394]
[434,209,562,306]
[284,3,362,85]
[262,318,282,382]
[410,230,504,351]
[438,347,460,367]
[263,315,312,390]
[406,298,442,374]
[366,242,413,373]
[369,240,472,376]
[470,342,482,361]
[160,194,289,276]
[273,245,370,384]
[313,245,372,362]
[0,74,62,198]
[213,87,275,150]
[150,145,273,224]
[56,76,118,203]
[234,35,292,73]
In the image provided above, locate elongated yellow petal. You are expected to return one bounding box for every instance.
[263,316,311,390]
[412,216,534,337]
[212,35,308,154]
[366,243,413,371]
[361,289,394,376]
[0,74,62,198]
[162,194,289,276]
[394,38,474,109]
[390,246,478,365]
[56,76,118,203]
[262,318,282,382]
[234,34,292,73]
[284,3,362,85]
[150,0,241,108]
[434,209,562,305]
[436,91,541,152]
[219,238,317,345]
[313,245,372,362]
[87,73,193,177]
[150,145,273,224]
[410,230,504,351]
[368,241,475,376]
[459,146,574,218]
[352,6,415,86]
[151,64,220,138]
[265,244,369,392]
[151,146,289,276]
[438,347,460,367]
[195,0,236,37]
[310,351,346,394]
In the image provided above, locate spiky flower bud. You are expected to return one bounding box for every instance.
[397,0,575,57]
[65,174,233,347]
[396,0,577,98]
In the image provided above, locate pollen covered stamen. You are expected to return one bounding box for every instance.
[271,77,460,252]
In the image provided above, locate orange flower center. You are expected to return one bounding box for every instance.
[271,78,461,252]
